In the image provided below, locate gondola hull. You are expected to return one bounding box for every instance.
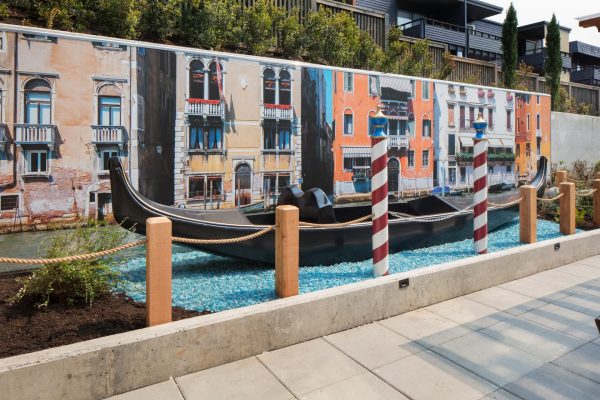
[109,157,547,266]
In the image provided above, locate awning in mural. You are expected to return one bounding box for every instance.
[342,146,371,158]
[387,115,409,120]
[459,136,515,148]
[380,76,412,93]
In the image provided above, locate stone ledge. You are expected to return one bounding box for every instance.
[2,229,600,400]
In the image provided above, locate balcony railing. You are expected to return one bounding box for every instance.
[571,66,600,86]
[14,124,56,149]
[398,18,502,55]
[91,125,125,146]
[388,136,409,148]
[185,99,225,117]
[261,104,293,119]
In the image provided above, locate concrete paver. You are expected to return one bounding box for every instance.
[551,291,600,317]
[504,364,600,400]
[479,316,587,362]
[324,322,424,369]
[431,331,545,386]
[425,296,511,330]
[257,338,365,397]
[104,256,600,400]
[499,276,572,302]
[105,380,183,400]
[519,303,600,341]
[479,389,523,399]
[175,357,294,400]
[373,350,498,400]
[301,372,409,400]
[379,308,473,348]
[466,286,547,316]
[553,342,600,384]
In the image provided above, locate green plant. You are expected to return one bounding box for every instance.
[0,3,10,20]
[10,222,127,308]
[501,3,518,88]
[276,8,304,59]
[138,0,181,42]
[33,0,89,31]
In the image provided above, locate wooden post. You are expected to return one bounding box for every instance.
[520,185,536,244]
[596,172,600,180]
[559,182,576,235]
[594,179,600,229]
[146,217,172,327]
[555,170,567,185]
[275,205,299,298]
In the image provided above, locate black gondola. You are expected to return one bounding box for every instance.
[109,157,548,266]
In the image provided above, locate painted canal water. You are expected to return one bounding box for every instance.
[115,218,570,313]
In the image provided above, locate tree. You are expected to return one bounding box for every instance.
[138,0,181,42]
[276,8,304,59]
[545,14,562,111]
[32,0,89,31]
[91,0,139,39]
[239,0,278,56]
[501,3,518,88]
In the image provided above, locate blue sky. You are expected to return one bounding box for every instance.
[487,0,600,47]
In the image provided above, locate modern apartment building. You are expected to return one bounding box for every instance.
[518,21,572,81]
[570,41,600,87]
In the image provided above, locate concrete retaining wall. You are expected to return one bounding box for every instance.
[2,229,600,399]
[551,112,600,166]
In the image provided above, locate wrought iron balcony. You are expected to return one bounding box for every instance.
[91,125,126,149]
[388,136,409,148]
[261,104,293,120]
[185,98,225,117]
[14,124,56,149]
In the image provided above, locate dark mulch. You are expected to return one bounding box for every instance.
[0,274,204,358]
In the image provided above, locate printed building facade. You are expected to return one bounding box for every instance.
[0,24,551,231]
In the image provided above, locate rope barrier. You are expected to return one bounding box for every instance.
[488,197,524,208]
[389,204,474,223]
[172,226,275,245]
[537,193,564,203]
[299,215,372,228]
[575,189,598,198]
[567,178,586,184]
[0,240,147,265]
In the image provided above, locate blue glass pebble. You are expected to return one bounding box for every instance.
[114,218,572,313]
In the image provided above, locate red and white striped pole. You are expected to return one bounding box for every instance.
[370,105,389,277]
[473,113,489,254]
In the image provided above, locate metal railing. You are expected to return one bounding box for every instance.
[387,136,409,148]
[185,99,225,116]
[91,126,125,143]
[14,124,56,144]
[261,104,293,119]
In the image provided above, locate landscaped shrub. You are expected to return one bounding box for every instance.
[10,222,128,308]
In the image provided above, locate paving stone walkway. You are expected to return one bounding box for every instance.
[107,256,600,400]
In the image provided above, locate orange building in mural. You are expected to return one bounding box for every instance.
[331,73,435,196]
[515,93,551,180]
[332,72,379,196]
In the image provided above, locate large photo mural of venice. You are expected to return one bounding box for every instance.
[0,25,551,231]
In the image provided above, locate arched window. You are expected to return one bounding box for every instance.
[263,68,276,105]
[422,117,431,137]
[24,79,51,124]
[189,59,205,99]
[208,61,223,100]
[343,109,353,135]
[235,162,252,206]
[98,85,121,126]
[536,113,541,130]
[279,70,291,105]
[407,113,415,136]
[387,158,400,192]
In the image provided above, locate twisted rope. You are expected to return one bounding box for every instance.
[575,189,598,198]
[389,204,474,223]
[538,193,564,203]
[488,197,524,208]
[172,226,275,245]
[299,215,372,228]
[0,240,147,265]
[567,178,586,184]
